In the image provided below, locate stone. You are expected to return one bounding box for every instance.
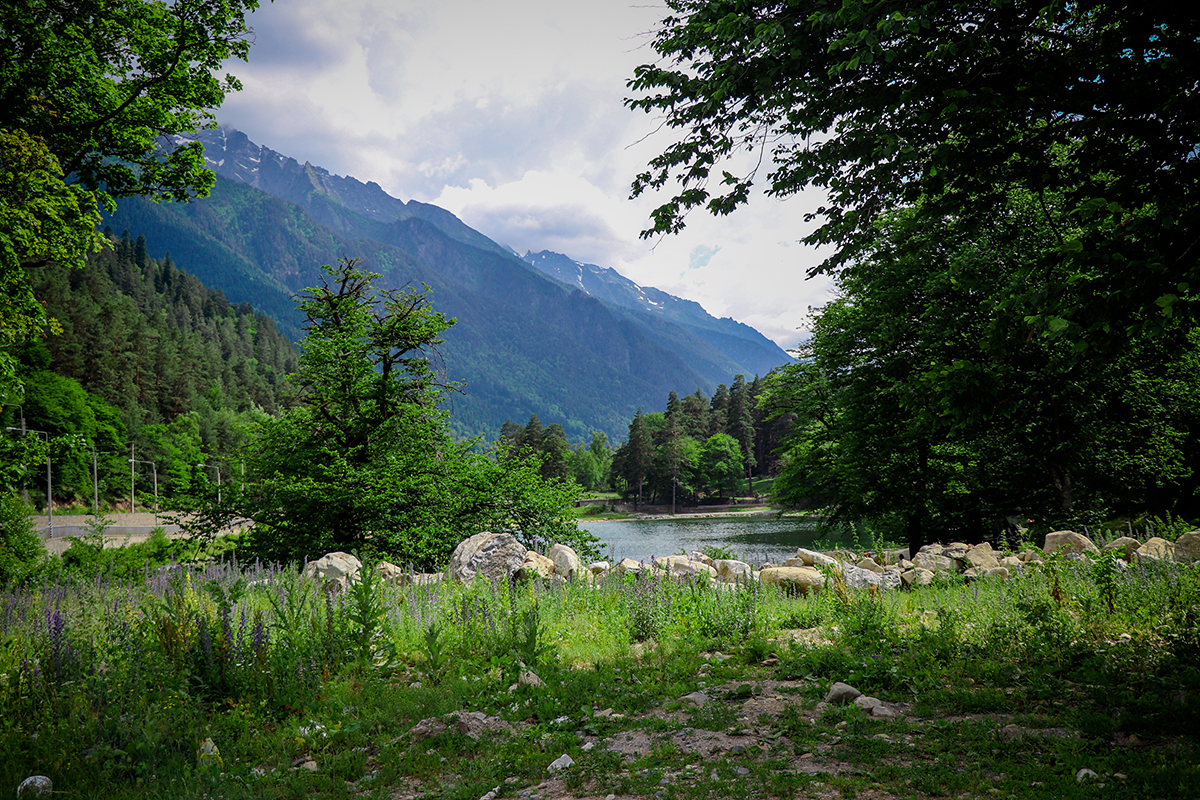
[900,568,935,587]
[714,558,754,584]
[680,691,709,706]
[614,557,646,575]
[587,561,610,575]
[1102,537,1141,561]
[303,552,362,588]
[825,682,862,704]
[1076,768,1099,783]
[1136,537,1176,563]
[883,548,910,565]
[16,776,52,799]
[670,559,718,581]
[376,560,408,584]
[912,552,956,573]
[842,564,883,589]
[447,533,527,582]
[983,567,1010,581]
[518,670,546,687]
[1175,531,1200,563]
[517,551,557,580]
[964,542,1000,570]
[853,695,881,711]
[794,547,839,567]
[1043,530,1099,557]
[869,704,898,719]
[759,566,825,594]
[688,550,714,566]
[410,711,514,741]
[919,543,946,556]
[654,555,692,571]
[857,557,885,574]
[549,543,583,579]
[547,754,575,773]
[999,555,1023,569]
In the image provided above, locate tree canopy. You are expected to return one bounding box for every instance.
[190,261,593,569]
[1,0,263,401]
[628,1,1200,340]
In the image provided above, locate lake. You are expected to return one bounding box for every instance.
[577,514,864,565]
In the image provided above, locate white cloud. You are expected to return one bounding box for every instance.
[217,0,836,348]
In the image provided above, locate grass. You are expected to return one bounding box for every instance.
[1,549,1198,799]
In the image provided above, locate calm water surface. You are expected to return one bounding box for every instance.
[578,515,860,565]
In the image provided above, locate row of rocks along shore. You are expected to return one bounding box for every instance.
[301,528,1200,593]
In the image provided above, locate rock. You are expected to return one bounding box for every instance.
[548,543,583,579]
[900,568,935,587]
[794,548,839,567]
[964,542,1000,570]
[983,566,1010,581]
[1102,536,1141,561]
[680,691,709,706]
[853,695,881,711]
[912,552,956,573]
[587,561,610,575]
[920,543,945,556]
[299,760,319,772]
[826,682,862,704]
[689,550,714,566]
[447,532,527,582]
[1136,537,1176,563]
[669,559,718,581]
[1000,555,1023,569]
[882,548,910,565]
[519,669,546,688]
[303,552,362,588]
[518,551,556,580]
[857,557,885,574]
[870,704,898,719]
[1076,768,1099,783]
[842,563,883,589]
[613,557,646,575]
[410,711,514,741]
[16,776,52,799]
[1175,530,1200,563]
[714,558,754,583]
[198,737,223,768]
[547,754,575,773]
[1043,530,1099,557]
[759,566,825,594]
[654,554,691,571]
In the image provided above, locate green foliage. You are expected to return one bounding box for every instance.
[0,491,43,585]
[185,259,594,569]
[629,2,1200,341]
[699,432,742,498]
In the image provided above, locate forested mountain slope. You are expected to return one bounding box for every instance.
[102,127,792,440]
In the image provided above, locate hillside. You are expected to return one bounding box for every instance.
[105,127,791,441]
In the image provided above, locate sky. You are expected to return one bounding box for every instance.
[215,0,837,350]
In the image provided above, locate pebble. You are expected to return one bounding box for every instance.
[736,767,751,776]
[547,754,575,773]
[1076,768,1099,783]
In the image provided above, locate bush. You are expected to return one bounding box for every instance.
[0,492,44,586]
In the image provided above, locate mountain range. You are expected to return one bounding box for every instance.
[103,127,790,441]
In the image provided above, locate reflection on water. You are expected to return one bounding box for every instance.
[578,515,863,565]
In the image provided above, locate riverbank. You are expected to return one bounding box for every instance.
[3,543,1197,800]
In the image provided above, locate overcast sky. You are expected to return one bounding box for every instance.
[216,0,836,349]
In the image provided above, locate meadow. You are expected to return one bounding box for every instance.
[2,541,1198,800]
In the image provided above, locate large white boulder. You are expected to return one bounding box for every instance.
[303,552,362,588]
[759,566,825,595]
[447,532,527,582]
[1043,530,1099,557]
[548,543,583,579]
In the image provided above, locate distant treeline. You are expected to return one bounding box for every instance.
[5,231,298,507]
[497,373,793,507]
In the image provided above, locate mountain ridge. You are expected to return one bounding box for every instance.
[105,127,791,440]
